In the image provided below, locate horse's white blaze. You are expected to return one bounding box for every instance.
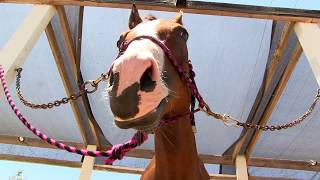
[112,20,168,120]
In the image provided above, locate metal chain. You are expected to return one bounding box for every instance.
[200,89,320,131]
[15,68,108,109]
[15,67,320,131]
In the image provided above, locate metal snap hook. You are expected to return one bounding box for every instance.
[221,114,240,127]
[83,80,98,93]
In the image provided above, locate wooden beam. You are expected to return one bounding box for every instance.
[55,5,111,147]
[209,174,236,180]
[219,21,285,174]
[0,144,320,171]
[69,5,112,148]
[94,164,144,175]
[0,153,293,180]
[200,154,233,165]
[79,145,96,180]
[294,23,320,86]
[0,5,56,99]
[0,135,84,149]
[246,42,303,156]
[46,6,109,146]
[248,157,320,172]
[221,22,286,157]
[186,1,320,23]
[249,177,299,180]
[222,22,302,165]
[220,21,297,174]
[74,6,84,80]
[2,0,320,23]
[236,155,248,180]
[45,22,93,146]
[264,22,295,93]
[1,135,320,171]
[243,23,298,158]
[56,6,77,78]
[0,153,81,168]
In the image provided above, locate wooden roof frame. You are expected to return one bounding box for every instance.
[2,0,320,22]
[0,153,298,180]
[1,134,320,172]
[1,1,320,179]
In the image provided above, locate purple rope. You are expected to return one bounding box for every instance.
[0,64,148,165]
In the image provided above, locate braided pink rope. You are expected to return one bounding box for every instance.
[0,64,148,165]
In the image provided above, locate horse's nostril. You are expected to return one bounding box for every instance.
[140,67,156,92]
[106,72,116,93]
[109,72,114,87]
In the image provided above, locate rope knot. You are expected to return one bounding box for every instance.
[104,131,148,165]
[111,144,127,160]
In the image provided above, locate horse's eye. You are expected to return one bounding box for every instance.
[117,35,124,48]
[179,29,189,41]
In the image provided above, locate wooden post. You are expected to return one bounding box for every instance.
[0,5,56,99]
[79,145,96,180]
[294,23,320,86]
[236,155,249,180]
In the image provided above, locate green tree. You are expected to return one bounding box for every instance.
[8,170,23,180]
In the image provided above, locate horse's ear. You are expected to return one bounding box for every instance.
[129,4,142,29]
[173,10,183,25]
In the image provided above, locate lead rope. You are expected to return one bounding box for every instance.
[0,64,148,165]
[189,61,197,132]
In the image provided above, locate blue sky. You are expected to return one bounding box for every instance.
[0,161,140,180]
[1,0,319,180]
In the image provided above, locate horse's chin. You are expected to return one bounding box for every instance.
[114,98,167,132]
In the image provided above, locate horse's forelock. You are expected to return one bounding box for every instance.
[144,14,157,21]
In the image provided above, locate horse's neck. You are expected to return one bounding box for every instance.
[151,117,208,179]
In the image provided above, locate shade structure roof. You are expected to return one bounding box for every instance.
[1,1,320,179]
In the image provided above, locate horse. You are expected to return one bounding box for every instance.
[107,5,210,180]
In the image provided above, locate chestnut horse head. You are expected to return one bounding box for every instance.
[107,5,191,131]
